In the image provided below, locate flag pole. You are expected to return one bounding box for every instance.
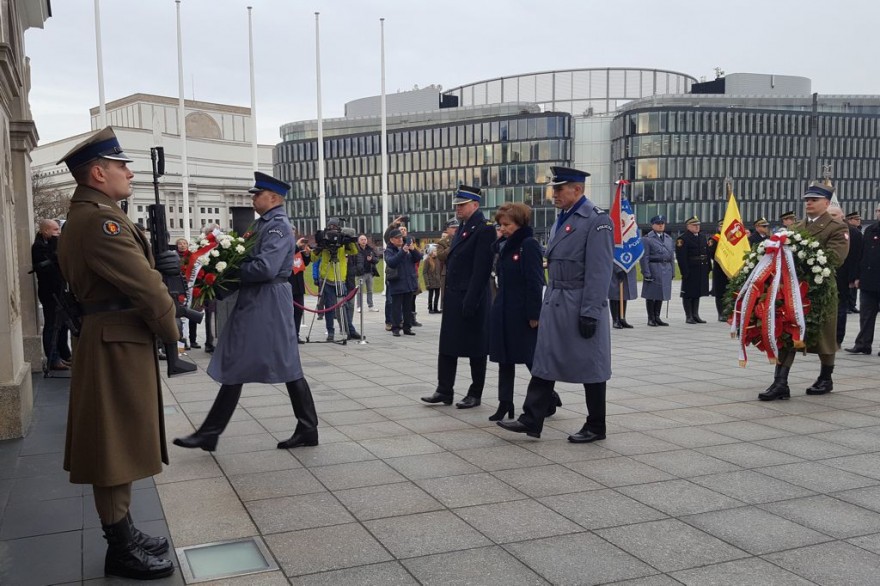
[380,17,388,231]
[176,0,191,242]
[247,6,258,173]
[93,0,106,128]
[315,12,326,229]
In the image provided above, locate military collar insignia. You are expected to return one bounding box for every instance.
[102,220,121,236]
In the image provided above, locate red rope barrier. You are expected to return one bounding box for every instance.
[294,287,359,314]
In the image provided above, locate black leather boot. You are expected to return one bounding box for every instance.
[619,300,633,328]
[103,517,174,580]
[758,365,791,401]
[716,296,726,322]
[806,365,834,395]
[684,298,696,324]
[610,300,623,329]
[127,512,168,556]
[647,300,658,327]
[488,401,515,421]
[692,298,707,323]
[173,384,242,452]
[654,301,669,326]
[277,378,319,448]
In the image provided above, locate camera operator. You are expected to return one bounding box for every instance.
[355,234,379,312]
[385,229,423,336]
[399,226,423,327]
[315,217,360,341]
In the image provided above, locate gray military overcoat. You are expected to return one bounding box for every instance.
[639,231,675,300]
[207,205,304,384]
[531,198,614,384]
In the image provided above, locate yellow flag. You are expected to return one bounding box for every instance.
[715,191,750,278]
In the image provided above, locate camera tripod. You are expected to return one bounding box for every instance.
[305,250,353,345]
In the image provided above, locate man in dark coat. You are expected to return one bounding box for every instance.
[174,172,319,452]
[836,209,862,345]
[846,211,863,313]
[675,216,713,324]
[639,216,675,326]
[748,217,770,246]
[421,186,495,409]
[497,166,613,443]
[846,204,880,355]
[57,127,180,579]
[384,228,423,336]
[31,218,72,370]
[710,219,730,321]
[759,183,849,401]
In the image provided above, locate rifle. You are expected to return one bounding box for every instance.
[147,146,201,376]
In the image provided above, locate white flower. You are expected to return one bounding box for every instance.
[810,241,820,249]
[215,261,228,273]
[812,265,822,274]
[200,239,209,247]
[793,233,802,242]
[188,244,198,253]
[237,237,246,243]
[797,250,806,259]
[790,245,798,252]
[219,237,233,249]
[816,256,827,266]
[210,249,220,257]
[199,255,211,266]
[821,268,831,277]
[749,252,757,259]
[814,275,824,284]
[806,257,815,265]
[235,244,245,254]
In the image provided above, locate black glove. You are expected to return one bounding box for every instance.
[155,251,181,276]
[615,270,626,280]
[578,316,597,339]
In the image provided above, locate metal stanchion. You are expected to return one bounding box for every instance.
[357,275,368,345]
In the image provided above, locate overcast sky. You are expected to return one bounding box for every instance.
[24,0,880,147]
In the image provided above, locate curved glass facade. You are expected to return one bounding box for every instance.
[612,106,880,228]
[445,68,696,115]
[275,112,572,239]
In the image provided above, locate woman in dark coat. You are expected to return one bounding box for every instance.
[488,203,548,421]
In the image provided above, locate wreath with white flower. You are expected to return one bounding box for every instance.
[184,229,258,307]
[723,229,839,365]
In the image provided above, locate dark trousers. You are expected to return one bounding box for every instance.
[519,377,606,434]
[498,361,531,403]
[850,287,859,311]
[188,317,198,345]
[390,293,413,332]
[854,289,880,349]
[204,302,216,347]
[385,291,392,325]
[40,296,71,363]
[293,292,304,334]
[837,294,849,345]
[437,353,487,398]
[427,288,440,311]
[410,292,417,316]
[322,281,354,334]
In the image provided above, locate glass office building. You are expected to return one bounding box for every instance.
[612,94,880,229]
[275,106,572,239]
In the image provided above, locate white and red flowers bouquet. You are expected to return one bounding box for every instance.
[184,229,258,307]
[725,229,838,366]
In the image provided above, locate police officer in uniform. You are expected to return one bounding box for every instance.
[609,264,637,329]
[748,217,771,246]
[57,127,180,580]
[422,186,495,408]
[174,172,319,450]
[675,216,713,324]
[639,216,674,326]
[759,183,849,401]
[497,167,613,442]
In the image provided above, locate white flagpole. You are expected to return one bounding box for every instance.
[315,12,326,229]
[94,0,106,128]
[176,0,191,242]
[380,18,388,231]
[247,6,258,173]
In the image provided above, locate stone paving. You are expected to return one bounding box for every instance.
[5,284,880,584]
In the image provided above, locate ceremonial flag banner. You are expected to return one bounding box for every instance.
[610,180,644,272]
[715,192,750,278]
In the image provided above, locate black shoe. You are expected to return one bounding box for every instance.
[173,433,219,452]
[686,317,697,324]
[127,513,168,556]
[298,337,305,344]
[393,330,401,337]
[496,420,540,438]
[317,315,324,320]
[421,392,453,405]
[613,320,623,329]
[488,401,515,421]
[403,329,416,336]
[411,321,423,327]
[277,430,319,449]
[655,318,669,326]
[205,344,215,353]
[568,425,606,443]
[103,517,174,580]
[806,378,833,395]
[647,319,658,327]
[326,333,334,342]
[619,319,633,329]
[693,315,707,324]
[845,346,872,355]
[456,396,481,409]
[348,331,362,340]
[718,315,727,322]
[189,342,201,349]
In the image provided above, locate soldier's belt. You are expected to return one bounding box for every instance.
[548,279,584,290]
[80,298,134,315]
